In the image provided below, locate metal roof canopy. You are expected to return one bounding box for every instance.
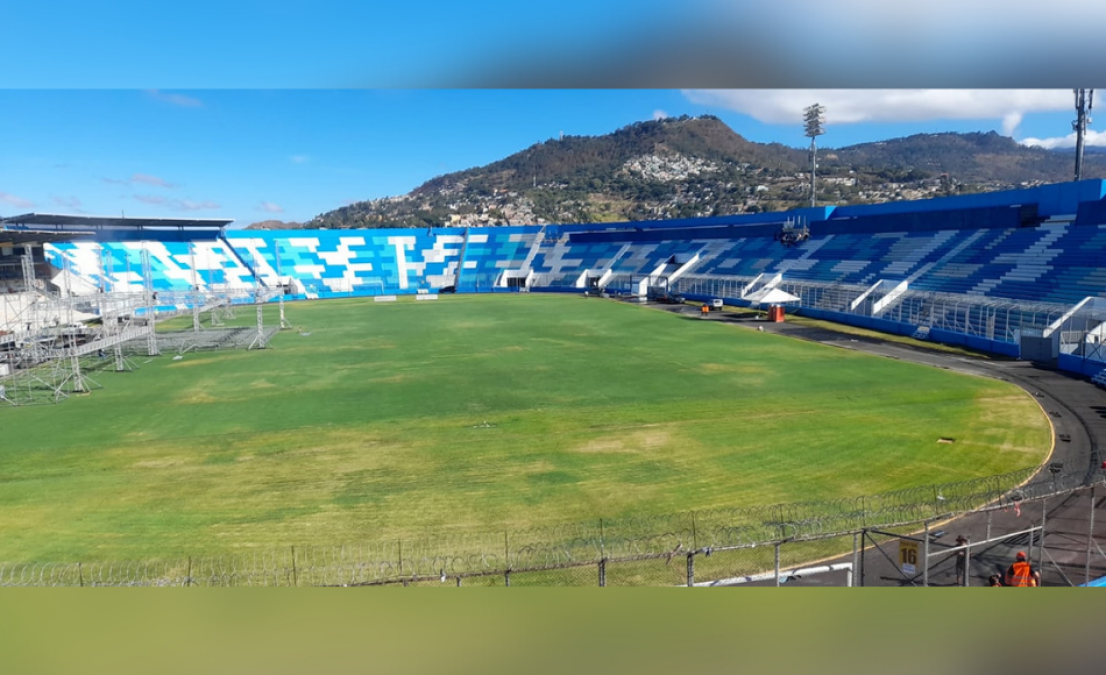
[0,228,95,247]
[1,213,233,231]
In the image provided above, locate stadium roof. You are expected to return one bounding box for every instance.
[0,228,94,247]
[1,213,233,231]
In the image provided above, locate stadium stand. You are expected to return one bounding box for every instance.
[26,179,1106,379]
[224,227,546,297]
[45,240,256,294]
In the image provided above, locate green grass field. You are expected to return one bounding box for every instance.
[0,294,1051,562]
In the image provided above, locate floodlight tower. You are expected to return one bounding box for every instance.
[804,103,826,207]
[1073,89,1094,182]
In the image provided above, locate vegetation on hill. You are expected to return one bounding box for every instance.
[300,116,1106,230]
[244,220,305,230]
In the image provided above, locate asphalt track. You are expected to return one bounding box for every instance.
[644,300,1106,587]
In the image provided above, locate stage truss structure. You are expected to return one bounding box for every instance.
[1,243,285,407]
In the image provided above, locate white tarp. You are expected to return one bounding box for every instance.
[50,269,99,297]
[744,287,800,305]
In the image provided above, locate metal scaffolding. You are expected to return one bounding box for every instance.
[1,241,282,406]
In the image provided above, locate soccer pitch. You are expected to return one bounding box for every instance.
[0,294,1051,562]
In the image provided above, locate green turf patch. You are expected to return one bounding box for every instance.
[0,294,1051,562]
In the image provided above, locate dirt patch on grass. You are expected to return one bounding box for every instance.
[166,358,218,368]
[571,428,673,454]
[178,390,220,405]
[973,394,1045,421]
[574,438,635,454]
[972,395,1050,434]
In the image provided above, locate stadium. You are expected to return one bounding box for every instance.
[2,179,1106,586]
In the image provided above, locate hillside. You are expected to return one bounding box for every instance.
[244,219,305,230]
[303,116,1106,229]
[827,132,1092,183]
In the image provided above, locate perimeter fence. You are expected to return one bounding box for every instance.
[671,274,1071,349]
[3,455,1103,587]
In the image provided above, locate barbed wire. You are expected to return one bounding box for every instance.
[1,457,1099,586]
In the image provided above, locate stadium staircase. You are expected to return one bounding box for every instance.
[1091,369,1106,389]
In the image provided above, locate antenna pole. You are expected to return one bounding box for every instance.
[1073,89,1094,182]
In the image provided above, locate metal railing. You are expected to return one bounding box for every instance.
[668,274,1071,347]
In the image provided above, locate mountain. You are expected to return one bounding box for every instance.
[826,132,1093,183]
[245,219,305,230]
[305,116,1106,229]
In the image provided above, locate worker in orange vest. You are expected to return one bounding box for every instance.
[1004,551,1040,587]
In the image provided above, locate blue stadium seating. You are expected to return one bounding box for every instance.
[39,179,1106,373]
[223,228,545,298]
[45,239,255,293]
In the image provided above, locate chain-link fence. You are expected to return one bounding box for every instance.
[4,454,1103,587]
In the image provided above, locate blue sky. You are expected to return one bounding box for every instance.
[4,3,1102,226]
[1,90,1098,227]
[6,1,1104,89]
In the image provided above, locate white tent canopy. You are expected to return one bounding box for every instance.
[744,287,800,305]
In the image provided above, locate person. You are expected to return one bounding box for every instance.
[988,574,1003,587]
[954,535,968,586]
[1004,551,1040,587]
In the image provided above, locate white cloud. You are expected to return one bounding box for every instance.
[652,109,668,120]
[169,199,220,211]
[50,195,83,212]
[684,89,1073,127]
[258,201,284,213]
[0,192,34,209]
[105,173,177,188]
[1001,111,1024,137]
[132,173,176,188]
[131,195,222,213]
[1021,129,1106,150]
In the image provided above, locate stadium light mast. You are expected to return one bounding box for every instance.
[804,103,826,208]
[1073,89,1094,182]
